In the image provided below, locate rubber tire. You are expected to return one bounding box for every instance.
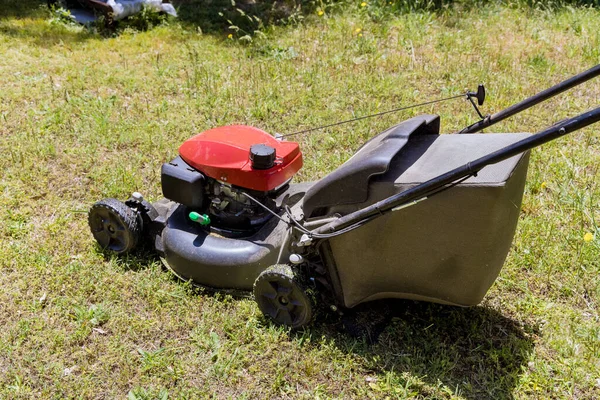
[88,198,141,254]
[253,264,314,329]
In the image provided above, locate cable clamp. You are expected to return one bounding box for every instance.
[297,234,313,247]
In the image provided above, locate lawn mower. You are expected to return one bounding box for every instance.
[89,65,600,328]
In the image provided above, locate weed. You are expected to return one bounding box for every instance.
[121,5,171,32]
[137,347,167,372]
[72,304,110,327]
[127,387,169,400]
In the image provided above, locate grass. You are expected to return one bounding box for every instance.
[0,0,599,398]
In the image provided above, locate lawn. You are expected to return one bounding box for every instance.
[0,0,599,398]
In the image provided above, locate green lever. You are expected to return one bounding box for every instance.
[189,211,211,226]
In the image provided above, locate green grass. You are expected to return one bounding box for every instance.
[0,0,599,398]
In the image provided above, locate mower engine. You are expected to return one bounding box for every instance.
[160,125,303,235]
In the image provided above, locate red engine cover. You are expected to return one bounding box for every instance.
[178,125,303,192]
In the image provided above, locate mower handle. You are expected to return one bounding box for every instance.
[316,105,600,235]
[459,64,600,134]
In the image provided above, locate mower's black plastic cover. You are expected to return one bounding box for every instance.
[318,123,531,308]
[303,115,440,218]
[161,156,205,209]
[160,204,291,290]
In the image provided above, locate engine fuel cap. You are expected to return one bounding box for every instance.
[250,144,276,169]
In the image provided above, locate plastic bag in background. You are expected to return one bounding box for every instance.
[107,0,177,21]
[160,3,177,16]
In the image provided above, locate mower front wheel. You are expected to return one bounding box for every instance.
[88,198,141,254]
[253,264,314,329]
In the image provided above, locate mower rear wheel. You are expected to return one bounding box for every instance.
[88,198,141,254]
[253,264,314,329]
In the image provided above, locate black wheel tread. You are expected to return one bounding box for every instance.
[253,264,315,329]
[88,198,141,254]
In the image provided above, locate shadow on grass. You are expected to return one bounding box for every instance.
[4,0,600,48]
[0,0,98,48]
[304,299,536,399]
[96,242,532,398]
[171,0,313,35]
[0,0,48,19]
[112,241,533,398]
[171,0,600,36]
[95,245,160,272]
[1,0,168,47]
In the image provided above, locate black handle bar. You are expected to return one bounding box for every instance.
[459,64,600,133]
